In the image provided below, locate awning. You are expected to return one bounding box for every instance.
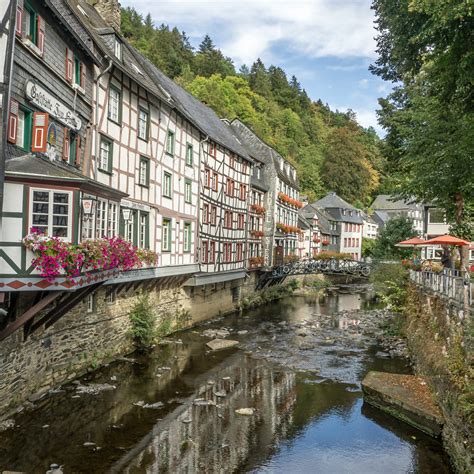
[184,270,247,287]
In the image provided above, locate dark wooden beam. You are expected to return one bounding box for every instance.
[0,292,62,342]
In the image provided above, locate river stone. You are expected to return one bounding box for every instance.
[235,408,254,416]
[206,339,239,351]
[362,371,444,437]
[202,329,230,339]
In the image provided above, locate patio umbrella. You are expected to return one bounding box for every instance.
[423,235,470,246]
[395,237,426,247]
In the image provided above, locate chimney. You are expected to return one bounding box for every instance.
[88,0,121,31]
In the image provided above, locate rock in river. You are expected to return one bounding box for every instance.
[235,408,254,416]
[206,339,239,351]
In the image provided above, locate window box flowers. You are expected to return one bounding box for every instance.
[277,192,304,209]
[250,203,266,215]
[249,256,264,267]
[250,230,264,238]
[321,240,330,246]
[276,223,302,234]
[22,228,158,282]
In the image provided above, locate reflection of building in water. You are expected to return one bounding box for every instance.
[116,360,296,473]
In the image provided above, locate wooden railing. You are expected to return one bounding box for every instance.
[408,270,473,306]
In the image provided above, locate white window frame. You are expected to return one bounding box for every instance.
[163,172,172,198]
[30,189,73,241]
[162,218,171,251]
[184,222,192,252]
[138,108,148,140]
[99,137,111,171]
[114,37,122,60]
[185,180,192,203]
[139,212,147,249]
[108,87,120,122]
[139,157,149,186]
[186,143,193,166]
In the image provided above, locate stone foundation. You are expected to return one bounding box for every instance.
[404,284,473,473]
[0,274,257,418]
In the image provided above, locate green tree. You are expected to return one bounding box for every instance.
[371,216,416,259]
[321,127,379,204]
[194,35,235,78]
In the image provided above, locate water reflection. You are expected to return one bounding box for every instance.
[0,291,452,473]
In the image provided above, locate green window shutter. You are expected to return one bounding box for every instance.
[24,110,32,152]
[118,89,123,123]
[145,213,150,249]
[146,158,150,186]
[132,211,138,246]
[119,209,125,236]
[108,139,113,173]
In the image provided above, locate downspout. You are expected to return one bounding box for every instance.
[197,135,209,268]
[93,57,113,180]
[0,1,17,233]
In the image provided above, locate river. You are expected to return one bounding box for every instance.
[0,289,452,473]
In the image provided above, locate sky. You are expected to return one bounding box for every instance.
[121,0,393,135]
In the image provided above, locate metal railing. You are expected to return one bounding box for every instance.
[409,269,473,306]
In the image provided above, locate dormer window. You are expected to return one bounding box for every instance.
[114,37,122,60]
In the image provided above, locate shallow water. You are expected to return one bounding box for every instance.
[0,291,452,473]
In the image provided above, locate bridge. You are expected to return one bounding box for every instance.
[256,258,371,290]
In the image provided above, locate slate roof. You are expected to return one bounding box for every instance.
[372,210,390,227]
[43,0,99,63]
[229,119,298,188]
[371,194,421,210]
[298,215,311,230]
[300,204,336,236]
[6,154,127,198]
[310,192,363,224]
[135,57,252,161]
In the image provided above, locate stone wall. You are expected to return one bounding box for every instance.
[404,284,473,473]
[0,277,249,419]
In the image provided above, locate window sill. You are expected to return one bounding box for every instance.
[72,83,85,95]
[98,168,113,176]
[138,136,149,143]
[138,183,150,189]
[185,200,192,205]
[162,195,172,199]
[107,117,121,126]
[165,151,174,157]
[21,37,42,57]
[185,163,193,168]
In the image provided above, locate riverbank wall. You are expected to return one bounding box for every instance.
[403,284,473,473]
[0,273,260,420]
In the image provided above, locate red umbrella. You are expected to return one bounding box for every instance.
[423,235,470,246]
[395,237,426,247]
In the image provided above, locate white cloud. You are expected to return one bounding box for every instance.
[122,0,377,65]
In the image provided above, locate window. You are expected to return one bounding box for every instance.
[20,2,44,55]
[186,143,193,166]
[204,169,211,188]
[86,293,95,313]
[108,86,121,123]
[229,154,235,169]
[96,199,107,238]
[106,287,116,304]
[208,142,216,157]
[162,218,171,251]
[163,172,172,198]
[209,241,216,263]
[124,210,134,243]
[139,213,148,248]
[107,202,117,237]
[242,162,248,175]
[210,206,217,225]
[14,107,32,151]
[185,179,192,203]
[240,184,247,201]
[212,172,219,192]
[68,131,80,166]
[224,243,232,263]
[31,190,71,239]
[238,213,245,230]
[201,241,208,263]
[139,156,149,186]
[166,130,175,155]
[114,37,122,60]
[226,178,234,196]
[184,222,192,252]
[236,243,243,261]
[98,136,113,172]
[138,108,149,140]
[224,211,233,228]
[203,203,209,224]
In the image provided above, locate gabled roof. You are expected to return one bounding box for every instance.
[371,194,421,210]
[372,210,390,226]
[313,192,356,210]
[300,204,336,235]
[230,119,298,188]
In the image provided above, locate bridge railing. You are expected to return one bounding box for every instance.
[408,269,473,306]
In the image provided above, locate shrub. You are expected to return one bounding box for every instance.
[370,262,408,311]
[129,292,156,348]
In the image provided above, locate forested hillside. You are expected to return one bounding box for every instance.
[121,8,387,205]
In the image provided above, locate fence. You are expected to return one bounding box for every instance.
[409,270,473,306]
